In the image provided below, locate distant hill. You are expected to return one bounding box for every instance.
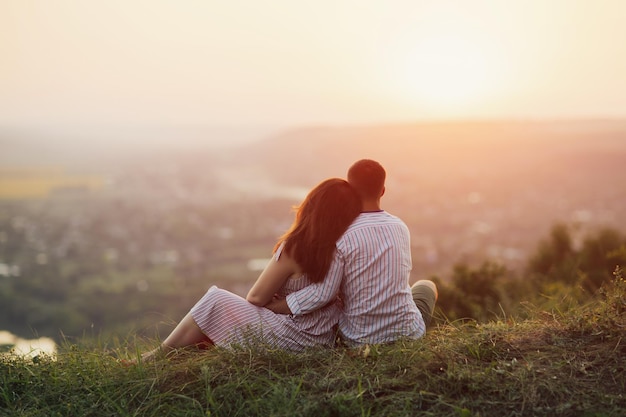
[234,119,626,187]
[229,120,626,276]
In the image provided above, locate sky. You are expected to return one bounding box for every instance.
[1,0,625,133]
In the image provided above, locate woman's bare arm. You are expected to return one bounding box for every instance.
[246,251,299,306]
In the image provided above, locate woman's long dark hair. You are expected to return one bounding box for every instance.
[275,178,361,283]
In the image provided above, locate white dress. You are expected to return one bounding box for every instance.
[190,246,340,351]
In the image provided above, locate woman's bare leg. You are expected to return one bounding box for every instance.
[140,312,213,362]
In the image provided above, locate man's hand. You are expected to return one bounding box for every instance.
[264,295,293,315]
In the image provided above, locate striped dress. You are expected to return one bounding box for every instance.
[189,247,340,351]
[287,211,425,346]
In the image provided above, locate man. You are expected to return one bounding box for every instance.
[267,159,438,346]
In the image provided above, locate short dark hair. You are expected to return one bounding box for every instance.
[347,159,385,200]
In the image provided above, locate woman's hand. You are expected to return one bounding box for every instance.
[264,295,293,315]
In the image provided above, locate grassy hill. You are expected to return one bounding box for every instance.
[2,271,624,417]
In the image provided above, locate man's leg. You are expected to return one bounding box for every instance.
[411,280,438,328]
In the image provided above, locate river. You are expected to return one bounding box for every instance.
[0,330,57,359]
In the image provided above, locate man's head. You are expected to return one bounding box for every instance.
[347,159,386,203]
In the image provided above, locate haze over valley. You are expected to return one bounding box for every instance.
[2,119,625,280]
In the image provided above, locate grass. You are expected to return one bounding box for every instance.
[1,274,625,417]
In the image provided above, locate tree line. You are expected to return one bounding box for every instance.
[434,223,626,323]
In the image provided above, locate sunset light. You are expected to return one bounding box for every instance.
[1,0,624,129]
[2,2,626,413]
[396,35,495,116]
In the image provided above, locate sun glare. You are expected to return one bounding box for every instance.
[395,35,496,116]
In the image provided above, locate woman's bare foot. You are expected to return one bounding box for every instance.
[120,346,165,366]
[140,347,162,362]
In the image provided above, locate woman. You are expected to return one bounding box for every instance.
[133,178,361,362]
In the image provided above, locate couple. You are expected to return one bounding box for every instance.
[136,159,437,362]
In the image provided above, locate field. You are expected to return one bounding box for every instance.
[0,169,103,199]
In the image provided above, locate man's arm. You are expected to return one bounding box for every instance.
[264,252,344,315]
[264,296,292,315]
[283,253,344,315]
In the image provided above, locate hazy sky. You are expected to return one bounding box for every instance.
[1,0,625,130]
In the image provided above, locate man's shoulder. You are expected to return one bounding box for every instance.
[346,211,408,232]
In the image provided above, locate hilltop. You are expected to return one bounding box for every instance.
[1,271,624,417]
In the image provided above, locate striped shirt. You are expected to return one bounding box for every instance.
[286,211,425,346]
